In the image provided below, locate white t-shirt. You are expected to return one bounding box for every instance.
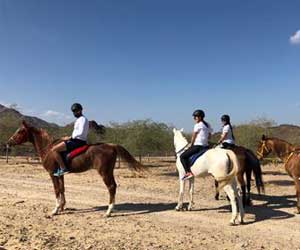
[193,121,213,146]
[222,124,235,144]
[72,115,89,141]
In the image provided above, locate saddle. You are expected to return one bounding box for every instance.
[60,145,90,169]
[188,147,209,167]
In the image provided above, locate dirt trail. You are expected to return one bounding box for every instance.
[0,158,300,250]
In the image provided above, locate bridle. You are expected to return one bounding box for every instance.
[8,128,51,157]
[8,128,29,145]
[256,141,271,158]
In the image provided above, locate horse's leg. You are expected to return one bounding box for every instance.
[50,175,61,215]
[245,168,252,206]
[58,176,66,212]
[102,173,117,217]
[223,183,238,225]
[293,177,300,214]
[237,172,246,207]
[214,179,220,200]
[175,179,185,211]
[233,180,244,224]
[187,178,195,211]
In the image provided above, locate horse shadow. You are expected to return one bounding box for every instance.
[263,170,287,176]
[62,202,178,217]
[244,193,296,223]
[265,180,294,186]
[192,193,296,224]
[61,194,296,224]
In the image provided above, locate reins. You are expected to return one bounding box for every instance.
[176,143,189,155]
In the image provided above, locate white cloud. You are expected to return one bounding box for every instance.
[42,110,73,125]
[290,30,300,45]
[44,110,61,117]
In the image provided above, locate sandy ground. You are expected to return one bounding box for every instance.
[0,156,300,250]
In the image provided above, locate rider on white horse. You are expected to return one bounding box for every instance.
[180,109,213,180]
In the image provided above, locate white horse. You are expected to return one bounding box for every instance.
[173,128,244,225]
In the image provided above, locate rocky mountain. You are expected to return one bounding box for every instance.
[0,104,105,144]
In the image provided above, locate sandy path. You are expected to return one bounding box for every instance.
[0,158,300,250]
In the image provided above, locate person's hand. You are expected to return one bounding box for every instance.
[62,136,70,141]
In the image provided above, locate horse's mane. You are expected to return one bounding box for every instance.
[27,125,54,145]
[265,137,293,146]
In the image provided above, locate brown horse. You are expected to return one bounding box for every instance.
[256,134,300,213]
[215,145,265,207]
[7,121,145,217]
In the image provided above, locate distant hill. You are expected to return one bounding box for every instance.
[0,104,105,153]
[268,124,300,145]
[0,103,58,128]
[2,103,300,156]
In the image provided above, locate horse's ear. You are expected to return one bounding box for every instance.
[180,128,184,132]
[22,120,29,129]
[262,134,266,140]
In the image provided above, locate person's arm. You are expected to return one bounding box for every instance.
[62,136,71,141]
[218,126,228,144]
[191,131,199,146]
[218,132,228,144]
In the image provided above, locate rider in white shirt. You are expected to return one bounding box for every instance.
[218,114,235,149]
[180,110,213,180]
[52,103,89,176]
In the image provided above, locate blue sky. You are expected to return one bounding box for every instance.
[0,0,299,131]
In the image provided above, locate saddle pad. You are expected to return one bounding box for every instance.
[189,148,208,166]
[67,145,89,160]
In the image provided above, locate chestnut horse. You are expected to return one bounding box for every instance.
[256,135,300,213]
[7,121,145,217]
[214,146,264,206]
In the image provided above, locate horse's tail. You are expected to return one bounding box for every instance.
[112,144,146,172]
[245,149,265,194]
[215,150,240,191]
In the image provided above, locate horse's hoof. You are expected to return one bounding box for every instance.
[51,209,59,216]
[215,196,219,200]
[175,206,182,211]
[229,219,237,226]
[187,205,193,211]
[103,213,111,218]
[239,220,245,225]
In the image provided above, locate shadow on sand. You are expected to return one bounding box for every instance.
[263,170,287,176]
[60,194,297,224]
[265,180,294,186]
[192,193,296,224]
[62,202,177,217]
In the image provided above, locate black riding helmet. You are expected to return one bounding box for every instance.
[71,103,83,112]
[221,114,230,123]
[192,109,205,118]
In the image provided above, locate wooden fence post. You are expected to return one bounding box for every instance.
[6,144,9,163]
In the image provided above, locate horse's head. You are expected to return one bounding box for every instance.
[7,120,32,146]
[173,128,188,153]
[256,134,272,160]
